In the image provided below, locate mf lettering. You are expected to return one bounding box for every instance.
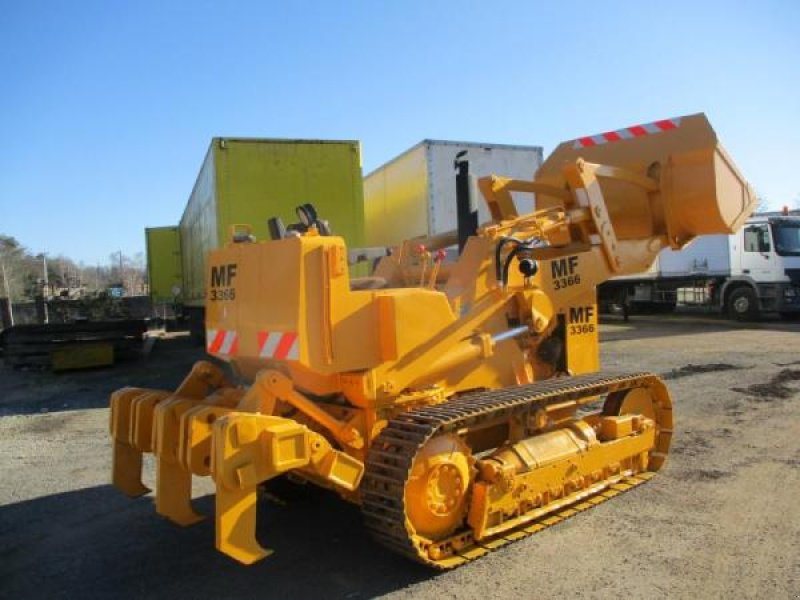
[210,264,237,301]
[551,256,580,290]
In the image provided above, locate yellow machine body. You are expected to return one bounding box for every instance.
[111,113,754,567]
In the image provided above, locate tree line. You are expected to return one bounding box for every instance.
[0,234,147,303]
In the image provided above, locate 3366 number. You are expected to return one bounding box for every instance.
[569,323,595,335]
[210,288,236,301]
[554,274,581,290]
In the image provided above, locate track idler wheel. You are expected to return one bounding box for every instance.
[404,434,473,540]
[603,378,673,470]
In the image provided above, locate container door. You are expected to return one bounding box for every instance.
[146,227,183,303]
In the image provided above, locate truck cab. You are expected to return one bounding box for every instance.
[727,214,800,318]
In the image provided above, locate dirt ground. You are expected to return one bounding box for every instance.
[1,314,799,599]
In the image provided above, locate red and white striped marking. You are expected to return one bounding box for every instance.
[573,117,683,149]
[206,329,239,356]
[257,331,299,360]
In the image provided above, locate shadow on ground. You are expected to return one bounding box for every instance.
[0,483,431,599]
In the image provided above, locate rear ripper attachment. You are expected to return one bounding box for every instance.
[362,372,672,568]
[110,362,365,564]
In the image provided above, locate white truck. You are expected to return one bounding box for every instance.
[598,209,800,320]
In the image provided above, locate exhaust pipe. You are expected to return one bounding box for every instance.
[455,150,478,254]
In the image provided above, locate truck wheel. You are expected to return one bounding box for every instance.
[727,287,758,321]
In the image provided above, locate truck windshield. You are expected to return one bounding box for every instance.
[772,221,800,256]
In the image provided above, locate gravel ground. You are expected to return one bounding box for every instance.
[1,316,799,599]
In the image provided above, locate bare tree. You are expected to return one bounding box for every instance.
[0,234,147,300]
[755,194,770,214]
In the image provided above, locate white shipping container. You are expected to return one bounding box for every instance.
[364,140,543,246]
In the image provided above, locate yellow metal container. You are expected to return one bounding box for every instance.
[179,139,365,307]
[145,226,183,304]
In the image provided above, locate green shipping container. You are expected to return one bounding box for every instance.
[179,138,365,307]
[145,226,183,304]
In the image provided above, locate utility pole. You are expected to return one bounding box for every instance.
[1,260,14,327]
[119,250,124,296]
[42,254,49,324]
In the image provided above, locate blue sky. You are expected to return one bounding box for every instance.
[1,1,798,264]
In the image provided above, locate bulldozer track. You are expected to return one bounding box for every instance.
[361,371,666,569]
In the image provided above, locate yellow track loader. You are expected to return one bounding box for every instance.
[110,113,754,567]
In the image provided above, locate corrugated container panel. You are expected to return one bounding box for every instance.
[180,146,217,306]
[145,226,183,304]
[179,138,364,306]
